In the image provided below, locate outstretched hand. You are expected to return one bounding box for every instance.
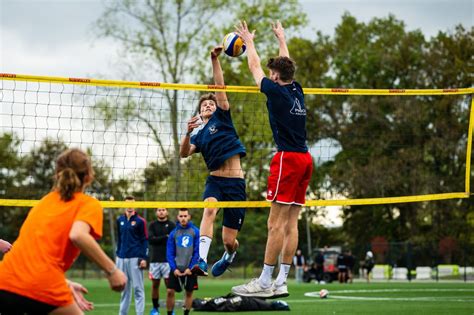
[68,281,94,311]
[235,20,255,44]
[271,20,285,40]
[211,46,223,59]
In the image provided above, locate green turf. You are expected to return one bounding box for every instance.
[78,278,474,314]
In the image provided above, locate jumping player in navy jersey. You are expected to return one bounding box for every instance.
[232,21,313,298]
[179,46,246,278]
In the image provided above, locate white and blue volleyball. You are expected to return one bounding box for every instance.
[223,32,246,57]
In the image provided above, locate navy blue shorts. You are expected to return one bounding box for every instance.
[203,175,246,231]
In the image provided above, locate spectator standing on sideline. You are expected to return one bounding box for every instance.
[337,251,347,283]
[293,249,305,283]
[364,251,375,283]
[314,250,325,284]
[345,250,355,283]
[116,196,148,315]
[148,208,176,315]
[167,209,200,315]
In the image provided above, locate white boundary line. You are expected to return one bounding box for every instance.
[304,288,474,303]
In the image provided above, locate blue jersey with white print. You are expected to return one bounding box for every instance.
[190,107,246,171]
[166,221,200,272]
[260,77,308,152]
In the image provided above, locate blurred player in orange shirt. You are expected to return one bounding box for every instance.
[0,148,127,314]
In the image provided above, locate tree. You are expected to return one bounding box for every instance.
[0,135,134,245]
[94,0,307,201]
[292,14,473,250]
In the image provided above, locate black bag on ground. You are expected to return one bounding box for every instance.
[192,293,290,312]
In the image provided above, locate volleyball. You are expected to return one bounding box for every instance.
[319,289,329,299]
[223,32,246,57]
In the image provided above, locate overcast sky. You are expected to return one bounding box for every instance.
[1,0,472,227]
[1,0,472,79]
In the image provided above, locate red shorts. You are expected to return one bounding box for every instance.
[266,151,313,205]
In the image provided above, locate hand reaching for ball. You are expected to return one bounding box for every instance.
[211,46,223,59]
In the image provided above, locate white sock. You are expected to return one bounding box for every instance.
[258,264,274,289]
[275,263,291,286]
[199,236,212,262]
[224,251,236,263]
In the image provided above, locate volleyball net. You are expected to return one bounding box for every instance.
[0,73,472,208]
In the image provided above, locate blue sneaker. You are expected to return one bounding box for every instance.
[191,258,208,276]
[211,252,233,277]
[149,308,159,315]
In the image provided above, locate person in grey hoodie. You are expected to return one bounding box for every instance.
[166,209,200,315]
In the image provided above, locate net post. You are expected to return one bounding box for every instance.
[465,95,474,195]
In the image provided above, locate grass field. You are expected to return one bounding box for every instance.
[78,278,474,314]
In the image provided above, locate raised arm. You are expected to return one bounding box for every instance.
[272,21,289,58]
[211,46,230,110]
[235,21,266,88]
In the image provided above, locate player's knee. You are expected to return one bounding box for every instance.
[203,208,218,218]
[167,289,174,297]
[285,223,298,235]
[267,220,284,233]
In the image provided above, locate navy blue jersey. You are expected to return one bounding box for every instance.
[260,77,308,152]
[116,212,148,260]
[190,107,246,171]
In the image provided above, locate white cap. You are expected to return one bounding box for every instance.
[366,251,373,258]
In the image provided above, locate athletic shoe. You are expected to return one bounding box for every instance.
[191,258,208,276]
[231,278,273,298]
[270,282,289,299]
[149,308,159,315]
[211,252,233,277]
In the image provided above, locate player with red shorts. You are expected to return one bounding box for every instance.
[232,21,313,298]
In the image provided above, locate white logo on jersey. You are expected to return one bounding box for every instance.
[208,124,218,135]
[290,98,306,116]
[181,236,190,247]
[268,190,273,197]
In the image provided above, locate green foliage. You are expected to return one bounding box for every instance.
[293,13,473,252]
[0,134,134,243]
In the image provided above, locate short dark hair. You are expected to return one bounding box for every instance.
[196,93,217,114]
[125,195,135,201]
[266,56,296,81]
[179,208,189,213]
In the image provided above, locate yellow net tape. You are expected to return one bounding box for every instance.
[1,73,472,208]
[0,192,469,209]
[1,73,473,95]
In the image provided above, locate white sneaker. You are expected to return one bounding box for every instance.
[270,282,289,298]
[231,278,273,298]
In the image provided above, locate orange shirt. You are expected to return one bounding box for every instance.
[0,191,103,306]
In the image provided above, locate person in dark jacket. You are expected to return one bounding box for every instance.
[116,196,148,315]
[148,208,175,315]
[167,209,200,315]
[337,252,347,283]
[345,250,355,283]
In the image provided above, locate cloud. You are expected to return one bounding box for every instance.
[1,26,120,78]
